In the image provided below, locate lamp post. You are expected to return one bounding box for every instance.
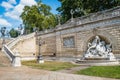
[37,37,45,63]
[34,27,44,63]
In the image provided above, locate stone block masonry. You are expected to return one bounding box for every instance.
[38,7,120,58]
[10,7,120,59]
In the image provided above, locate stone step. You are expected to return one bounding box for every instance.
[0,51,11,67]
[76,60,118,63]
[75,60,119,66]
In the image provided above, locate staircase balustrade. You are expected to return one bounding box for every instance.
[3,32,35,67]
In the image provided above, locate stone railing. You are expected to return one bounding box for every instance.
[38,29,55,35]
[7,32,35,49]
[54,6,120,30]
[3,45,21,67]
[37,6,120,35]
[3,32,35,67]
[18,32,35,40]
[7,37,19,49]
[74,6,120,26]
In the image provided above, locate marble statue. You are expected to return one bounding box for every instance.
[0,27,6,37]
[18,26,24,35]
[84,36,116,61]
[70,9,74,22]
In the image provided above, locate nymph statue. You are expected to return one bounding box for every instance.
[84,36,116,61]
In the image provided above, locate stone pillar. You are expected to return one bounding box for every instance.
[12,52,21,67]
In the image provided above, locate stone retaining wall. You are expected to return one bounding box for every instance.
[38,7,120,57]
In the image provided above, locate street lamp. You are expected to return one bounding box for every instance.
[37,37,45,63]
[34,27,45,63]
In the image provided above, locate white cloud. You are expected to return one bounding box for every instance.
[4,0,37,20]
[5,4,24,20]
[0,18,12,27]
[1,1,14,11]
[21,0,37,6]
[5,12,20,20]
[8,0,17,4]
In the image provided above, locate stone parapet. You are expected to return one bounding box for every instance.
[38,6,120,35]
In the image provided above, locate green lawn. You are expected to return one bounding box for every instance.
[0,63,4,67]
[22,60,78,71]
[0,63,6,67]
[76,66,120,79]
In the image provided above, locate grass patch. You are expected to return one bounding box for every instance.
[76,66,120,79]
[22,60,78,71]
[0,63,4,67]
[0,63,6,67]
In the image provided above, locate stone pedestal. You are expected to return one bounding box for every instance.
[12,52,21,67]
[37,55,44,63]
[38,60,44,63]
[108,52,116,61]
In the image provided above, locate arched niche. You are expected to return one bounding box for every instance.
[87,35,110,45]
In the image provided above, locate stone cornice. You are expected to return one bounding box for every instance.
[38,6,120,35]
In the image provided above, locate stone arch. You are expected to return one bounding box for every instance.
[87,35,110,44]
[82,35,109,53]
[82,29,118,54]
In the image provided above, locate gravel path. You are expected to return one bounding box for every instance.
[57,65,90,74]
[0,66,119,80]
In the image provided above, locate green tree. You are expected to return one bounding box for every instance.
[83,0,120,12]
[9,28,18,38]
[20,1,57,33]
[57,0,120,23]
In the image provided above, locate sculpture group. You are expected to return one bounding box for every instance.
[84,36,116,61]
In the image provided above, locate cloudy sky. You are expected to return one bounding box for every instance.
[0,0,60,30]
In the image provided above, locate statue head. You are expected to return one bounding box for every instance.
[95,36,100,40]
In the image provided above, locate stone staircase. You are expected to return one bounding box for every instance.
[1,33,36,67]
[0,51,11,67]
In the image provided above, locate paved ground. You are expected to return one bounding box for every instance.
[0,66,119,80]
[57,65,90,74]
[0,51,119,80]
[0,51,11,67]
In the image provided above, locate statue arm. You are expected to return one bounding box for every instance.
[88,43,91,47]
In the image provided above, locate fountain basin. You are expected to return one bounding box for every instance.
[76,59,119,66]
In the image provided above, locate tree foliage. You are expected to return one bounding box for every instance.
[9,28,18,38]
[20,1,57,33]
[57,0,120,23]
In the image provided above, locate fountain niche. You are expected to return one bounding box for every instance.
[76,36,119,65]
